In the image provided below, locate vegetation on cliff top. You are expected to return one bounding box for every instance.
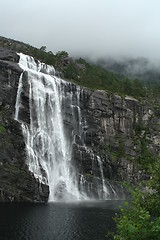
[0,36,159,99]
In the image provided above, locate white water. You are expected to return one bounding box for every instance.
[97,156,109,198]
[15,73,23,121]
[15,53,114,201]
[15,53,87,201]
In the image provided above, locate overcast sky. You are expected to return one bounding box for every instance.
[0,0,160,60]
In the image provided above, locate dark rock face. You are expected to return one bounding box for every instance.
[70,88,160,197]
[0,47,49,202]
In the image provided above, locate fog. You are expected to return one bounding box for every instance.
[0,0,160,60]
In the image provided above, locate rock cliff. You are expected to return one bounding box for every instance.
[0,46,159,201]
[76,89,159,184]
[0,47,49,202]
[62,84,159,198]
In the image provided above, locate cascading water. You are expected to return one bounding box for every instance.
[97,156,109,198]
[15,53,115,201]
[15,53,87,201]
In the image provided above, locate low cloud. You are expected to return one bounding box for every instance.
[0,0,160,61]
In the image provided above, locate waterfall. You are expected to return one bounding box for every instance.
[15,53,115,201]
[15,73,23,121]
[97,156,109,198]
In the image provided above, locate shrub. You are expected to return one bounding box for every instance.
[0,125,6,133]
[113,159,160,240]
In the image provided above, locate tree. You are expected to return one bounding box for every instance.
[55,51,68,58]
[133,78,145,97]
[113,159,160,240]
[40,46,47,52]
[121,78,133,95]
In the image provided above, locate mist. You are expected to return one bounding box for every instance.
[0,0,160,61]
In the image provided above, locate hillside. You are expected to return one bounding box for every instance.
[93,57,160,94]
[0,36,159,99]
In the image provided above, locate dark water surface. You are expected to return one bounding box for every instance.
[0,200,123,240]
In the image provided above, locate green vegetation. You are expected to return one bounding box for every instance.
[0,36,159,99]
[0,125,6,133]
[117,139,125,158]
[108,138,125,162]
[113,158,160,240]
[108,128,157,172]
[138,138,157,170]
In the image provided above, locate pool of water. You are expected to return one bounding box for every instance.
[0,200,123,240]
